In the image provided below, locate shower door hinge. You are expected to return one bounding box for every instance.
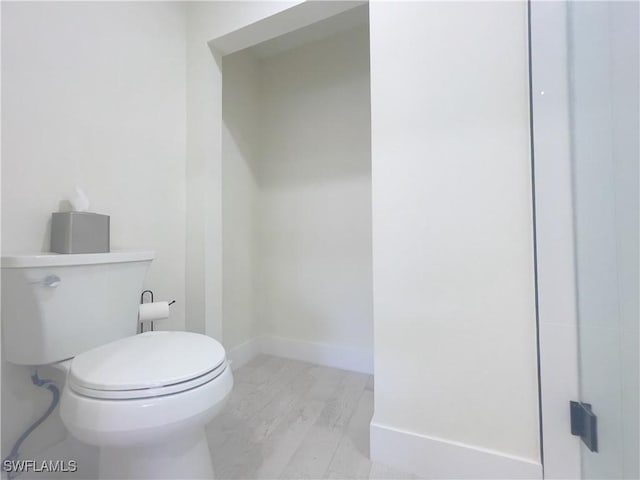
[570,401,598,452]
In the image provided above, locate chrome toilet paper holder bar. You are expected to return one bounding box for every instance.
[139,290,175,333]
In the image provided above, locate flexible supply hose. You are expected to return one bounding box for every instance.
[2,369,60,480]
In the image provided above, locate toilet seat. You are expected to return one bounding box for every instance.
[68,331,227,400]
[61,363,234,448]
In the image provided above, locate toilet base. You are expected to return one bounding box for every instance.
[98,428,213,479]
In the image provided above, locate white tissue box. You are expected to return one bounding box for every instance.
[50,212,110,254]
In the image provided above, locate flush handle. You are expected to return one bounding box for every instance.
[43,275,61,287]
[30,274,61,288]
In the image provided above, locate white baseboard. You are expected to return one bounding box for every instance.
[226,337,263,371]
[370,421,543,479]
[225,335,373,374]
[261,335,373,375]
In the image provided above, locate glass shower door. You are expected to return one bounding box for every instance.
[567,1,639,478]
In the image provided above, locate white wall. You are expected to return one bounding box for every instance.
[186,1,301,339]
[255,24,372,365]
[187,1,359,342]
[221,50,260,350]
[1,0,186,460]
[221,24,373,371]
[369,2,541,477]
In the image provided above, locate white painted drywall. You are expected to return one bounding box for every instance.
[221,50,261,350]
[186,1,301,339]
[255,24,372,363]
[369,0,541,473]
[188,1,365,343]
[1,0,186,459]
[221,23,372,369]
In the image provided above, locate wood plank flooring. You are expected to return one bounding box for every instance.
[206,355,417,480]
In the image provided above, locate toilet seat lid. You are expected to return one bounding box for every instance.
[69,331,226,393]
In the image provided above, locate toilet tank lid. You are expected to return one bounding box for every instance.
[1,250,154,268]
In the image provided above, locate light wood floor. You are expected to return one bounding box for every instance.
[206,355,417,480]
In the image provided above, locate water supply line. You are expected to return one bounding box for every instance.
[2,369,60,480]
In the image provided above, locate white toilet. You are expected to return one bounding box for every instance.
[1,251,233,479]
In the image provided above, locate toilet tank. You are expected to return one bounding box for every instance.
[1,251,153,365]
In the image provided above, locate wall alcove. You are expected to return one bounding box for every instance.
[220,4,373,374]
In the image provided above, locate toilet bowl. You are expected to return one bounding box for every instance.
[60,331,233,479]
[1,251,233,479]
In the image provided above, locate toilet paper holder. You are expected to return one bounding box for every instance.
[139,290,175,333]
